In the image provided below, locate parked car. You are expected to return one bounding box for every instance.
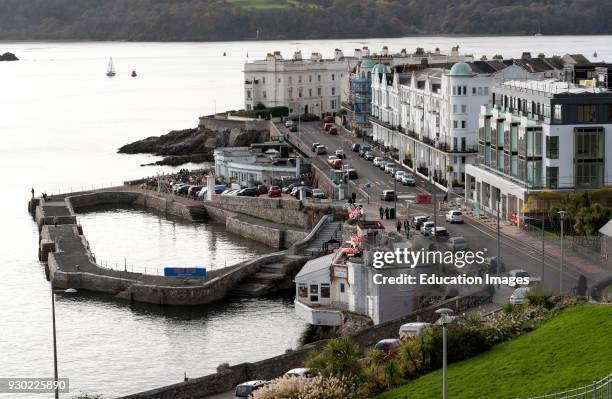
[508,269,531,279]
[236,187,260,197]
[323,123,333,131]
[509,287,532,305]
[172,183,188,193]
[256,184,269,194]
[386,165,399,175]
[345,169,358,179]
[316,145,327,155]
[352,143,361,152]
[289,124,298,132]
[421,221,436,235]
[401,174,415,186]
[412,215,429,230]
[373,157,385,166]
[312,188,326,199]
[380,190,396,201]
[446,210,464,224]
[177,185,190,195]
[234,380,270,398]
[268,186,282,197]
[187,185,203,197]
[484,256,506,274]
[311,142,321,152]
[285,368,314,378]
[327,155,340,164]
[378,161,388,170]
[282,183,300,194]
[395,170,407,181]
[373,339,402,357]
[323,115,335,123]
[364,151,375,161]
[446,236,469,251]
[330,159,343,169]
[329,127,338,135]
[335,149,345,159]
[285,120,294,128]
[359,145,372,156]
[292,187,313,198]
[399,322,431,340]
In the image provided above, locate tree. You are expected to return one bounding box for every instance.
[574,203,612,236]
[306,338,364,381]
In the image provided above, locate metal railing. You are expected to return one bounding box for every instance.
[523,373,612,399]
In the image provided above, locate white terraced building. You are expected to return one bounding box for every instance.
[243,50,358,116]
[370,61,540,191]
[465,77,612,222]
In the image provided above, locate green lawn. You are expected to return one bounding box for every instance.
[378,304,612,399]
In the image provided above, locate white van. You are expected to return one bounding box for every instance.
[399,322,431,340]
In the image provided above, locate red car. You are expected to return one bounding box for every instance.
[268,186,282,197]
[323,115,335,123]
[330,159,342,169]
[323,123,333,131]
[374,339,402,357]
[329,127,338,135]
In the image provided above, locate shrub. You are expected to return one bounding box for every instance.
[526,284,555,309]
[251,376,362,399]
[305,338,363,381]
[363,350,405,395]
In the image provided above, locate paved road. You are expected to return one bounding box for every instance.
[290,121,580,293]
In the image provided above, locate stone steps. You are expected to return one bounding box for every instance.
[231,255,307,297]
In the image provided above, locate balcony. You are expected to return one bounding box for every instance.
[369,115,401,132]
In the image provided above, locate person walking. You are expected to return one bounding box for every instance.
[351,192,357,204]
[396,220,402,233]
[385,207,390,220]
[406,222,411,239]
[31,188,35,198]
[379,206,384,220]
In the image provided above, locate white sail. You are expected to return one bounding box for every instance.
[106,57,116,77]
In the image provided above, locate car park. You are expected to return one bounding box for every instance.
[335,149,345,159]
[446,210,464,224]
[401,174,415,186]
[345,169,358,179]
[399,322,431,340]
[285,368,314,378]
[311,142,320,152]
[412,216,429,230]
[234,380,270,398]
[373,338,402,357]
[352,143,361,152]
[380,190,396,201]
[316,145,327,155]
[509,287,532,305]
[445,236,469,251]
[329,127,338,135]
[312,188,326,199]
[268,186,282,197]
[364,151,375,161]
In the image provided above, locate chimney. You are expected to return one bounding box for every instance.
[310,52,322,62]
[362,46,370,57]
[293,50,302,61]
[354,48,363,59]
[595,66,608,89]
[334,48,344,61]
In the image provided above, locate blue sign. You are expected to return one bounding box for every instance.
[164,267,206,277]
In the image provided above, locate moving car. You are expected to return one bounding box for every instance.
[401,174,415,186]
[430,226,450,237]
[420,221,435,235]
[412,215,429,230]
[508,269,531,279]
[335,149,345,159]
[285,368,314,378]
[268,186,282,197]
[364,151,375,161]
[380,190,396,201]
[445,210,464,224]
[445,236,469,251]
[399,322,431,340]
[311,142,321,152]
[509,287,532,305]
[312,188,326,199]
[329,127,338,135]
[373,339,402,357]
[234,380,270,398]
[352,143,361,152]
[315,145,327,155]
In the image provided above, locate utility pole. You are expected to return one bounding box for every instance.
[541,209,545,284]
[433,191,437,233]
[559,210,565,294]
[497,194,501,279]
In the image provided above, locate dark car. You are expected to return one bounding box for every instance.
[177,185,190,195]
[236,187,260,197]
[364,151,375,161]
[373,339,402,357]
[346,169,358,179]
[256,184,268,194]
[329,127,338,135]
[380,190,396,201]
[289,124,298,132]
[282,183,300,193]
[268,186,282,197]
[412,215,429,230]
[352,143,361,152]
[235,380,270,398]
[323,115,335,123]
[359,145,372,157]
[311,142,321,152]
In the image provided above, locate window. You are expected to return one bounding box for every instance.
[484,87,489,95]
[246,104,251,110]
[317,74,321,82]
[546,136,559,159]
[461,137,466,151]
[461,121,466,129]
[453,137,457,150]
[309,75,312,83]
[317,87,322,96]
[298,75,302,83]
[547,167,559,188]
[320,284,330,298]
[288,87,293,98]
[332,74,335,81]
[278,78,281,83]
[452,104,457,113]
[472,87,476,95]
[331,100,337,109]
[608,104,612,121]
[462,86,467,95]
[246,90,251,99]
[340,283,345,293]
[298,284,307,298]
[298,88,303,98]
[461,104,467,113]
[262,91,267,99]
[289,76,293,84]
[309,88,312,97]
[262,76,266,84]
[577,105,597,122]
[574,127,604,188]
[453,120,458,128]
[554,104,563,123]
[331,87,336,95]
[462,156,466,164]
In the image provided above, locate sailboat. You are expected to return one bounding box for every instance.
[106,57,116,77]
[534,22,543,36]
[131,70,137,77]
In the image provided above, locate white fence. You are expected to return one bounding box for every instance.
[524,373,612,399]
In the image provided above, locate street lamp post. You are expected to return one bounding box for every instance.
[435,307,454,399]
[51,287,77,399]
[558,210,565,294]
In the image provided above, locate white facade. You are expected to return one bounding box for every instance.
[244,50,358,116]
[214,147,298,187]
[465,79,612,221]
[371,62,537,191]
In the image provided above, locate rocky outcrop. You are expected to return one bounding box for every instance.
[0,52,18,61]
[118,124,270,166]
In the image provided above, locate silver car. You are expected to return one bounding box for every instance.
[446,236,469,251]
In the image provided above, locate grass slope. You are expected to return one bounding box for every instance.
[378,304,612,399]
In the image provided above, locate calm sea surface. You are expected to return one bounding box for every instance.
[0,36,610,398]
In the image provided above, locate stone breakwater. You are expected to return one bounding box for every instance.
[29,188,316,305]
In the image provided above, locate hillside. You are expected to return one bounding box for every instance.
[0,0,610,41]
[377,304,612,399]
